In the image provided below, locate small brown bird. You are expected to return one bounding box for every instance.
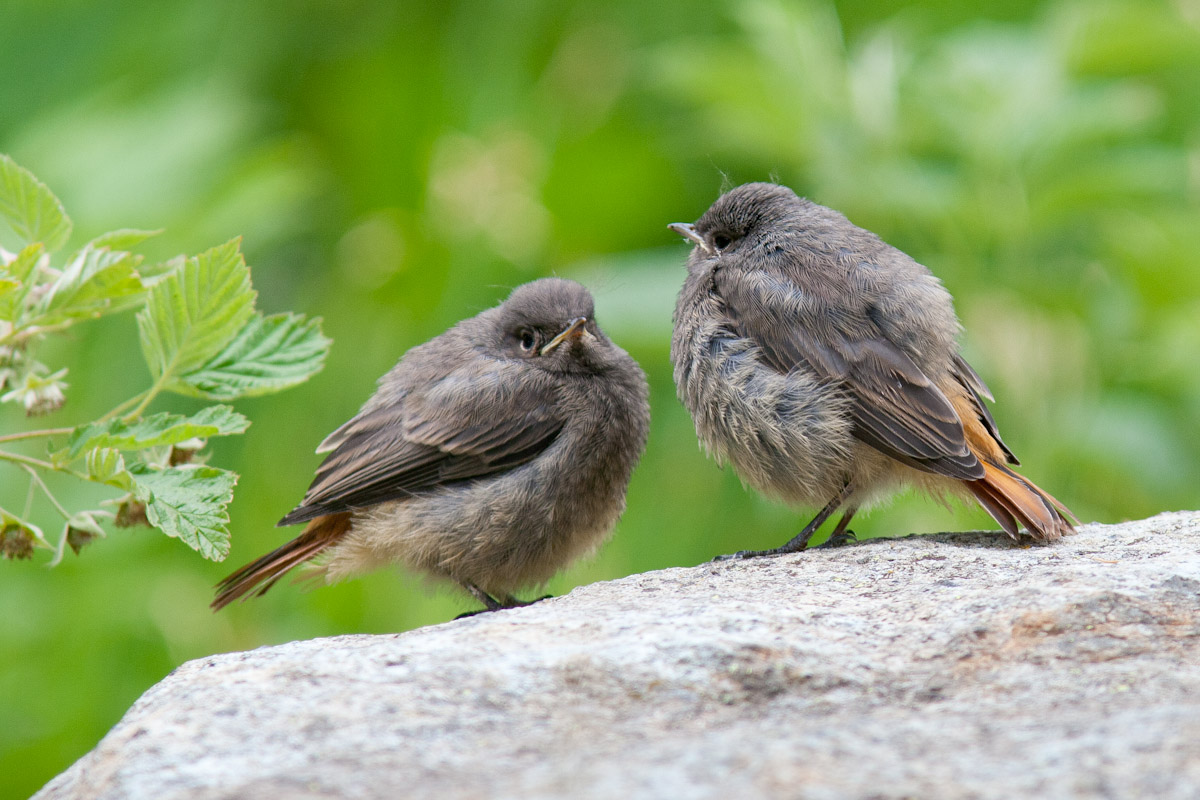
[213,278,650,612]
[670,183,1074,558]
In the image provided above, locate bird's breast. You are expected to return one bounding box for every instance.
[670,289,856,505]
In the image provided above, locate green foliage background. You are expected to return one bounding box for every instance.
[3,0,1198,794]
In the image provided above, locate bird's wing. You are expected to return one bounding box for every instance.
[278,359,564,525]
[720,271,983,480]
[950,352,1018,466]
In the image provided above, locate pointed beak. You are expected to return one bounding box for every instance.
[541,316,588,355]
[668,222,711,253]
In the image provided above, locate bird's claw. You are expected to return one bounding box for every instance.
[455,593,552,619]
[712,548,790,562]
[815,530,857,549]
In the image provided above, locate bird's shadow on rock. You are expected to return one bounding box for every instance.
[703,529,1046,568]
[849,529,1050,550]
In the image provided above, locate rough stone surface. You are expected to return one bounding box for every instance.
[37,512,1200,800]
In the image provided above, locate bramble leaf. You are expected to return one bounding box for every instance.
[87,229,163,251]
[0,154,72,252]
[64,405,250,459]
[0,243,46,321]
[129,464,237,560]
[137,254,185,288]
[175,313,330,400]
[34,246,145,324]
[136,239,256,384]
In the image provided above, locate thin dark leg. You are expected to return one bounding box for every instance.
[813,507,858,549]
[456,582,505,618]
[456,585,553,619]
[713,480,854,561]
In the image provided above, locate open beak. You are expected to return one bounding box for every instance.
[668,222,711,253]
[541,316,588,355]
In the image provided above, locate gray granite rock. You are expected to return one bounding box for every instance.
[36,512,1200,799]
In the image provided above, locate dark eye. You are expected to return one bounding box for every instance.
[712,233,732,250]
[518,329,537,352]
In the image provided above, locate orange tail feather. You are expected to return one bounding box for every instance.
[211,512,352,611]
[967,461,1075,542]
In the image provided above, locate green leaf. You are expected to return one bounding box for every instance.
[85,447,136,491]
[64,405,250,459]
[0,242,46,321]
[174,312,331,400]
[137,254,184,288]
[129,463,237,560]
[33,246,146,324]
[0,154,72,252]
[136,239,256,385]
[87,228,163,251]
[0,276,16,304]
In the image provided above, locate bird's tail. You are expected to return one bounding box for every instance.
[211,512,352,611]
[966,461,1076,542]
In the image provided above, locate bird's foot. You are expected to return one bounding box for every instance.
[502,594,552,608]
[712,547,798,562]
[455,607,493,619]
[455,591,552,619]
[814,530,857,549]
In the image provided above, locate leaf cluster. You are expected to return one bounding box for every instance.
[0,154,330,563]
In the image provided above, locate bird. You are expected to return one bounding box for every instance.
[213,278,650,613]
[669,182,1074,558]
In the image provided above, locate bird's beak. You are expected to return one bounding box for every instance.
[668,222,711,253]
[541,316,588,355]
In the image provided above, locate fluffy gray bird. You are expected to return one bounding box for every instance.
[670,182,1074,558]
[213,278,650,613]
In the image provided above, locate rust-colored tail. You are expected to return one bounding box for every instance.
[948,374,1076,542]
[967,461,1076,542]
[211,512,352,611]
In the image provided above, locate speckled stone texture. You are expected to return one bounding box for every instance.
[37,512,1200,799]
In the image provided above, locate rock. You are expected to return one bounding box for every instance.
[36,512,1200,800]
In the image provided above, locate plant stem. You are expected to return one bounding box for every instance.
[99,390,149,422]
[0,319,79,348]
[0,449,89,481]
[23,466,72,520]
[124,379,165,421]
[23,474,35,518]
[0,427,74,445]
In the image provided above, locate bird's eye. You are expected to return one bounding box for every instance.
[712,233,732,250]
[518,329,538,352]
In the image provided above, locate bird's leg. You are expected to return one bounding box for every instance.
[813,507,858,549]
[455,582,506,618]
[456,585,553,618]
[714,480,855,561]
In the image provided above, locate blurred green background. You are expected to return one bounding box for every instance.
[3,0,1198,795]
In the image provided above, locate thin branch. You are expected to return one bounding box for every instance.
[23,465,71,520]
[0,449,89,481]
[124,382,163,421]
[0,319,80,348]
[99,389,150,423]
[22,473,35,518]
[0,427,74,445]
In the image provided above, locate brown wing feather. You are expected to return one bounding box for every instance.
[951,353,1017,466]
[279,361,564,526]
[720,272,982,480]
